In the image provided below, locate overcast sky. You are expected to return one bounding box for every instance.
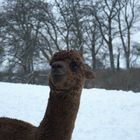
[0,0,139,43]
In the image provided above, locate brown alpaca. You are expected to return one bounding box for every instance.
[0,50,95,140]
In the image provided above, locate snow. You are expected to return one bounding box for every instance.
[0,82,140,140]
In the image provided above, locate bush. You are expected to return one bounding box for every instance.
[0,68,140,92]
[88,68,140,92]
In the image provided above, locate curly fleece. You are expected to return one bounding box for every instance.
[50,50,84,65]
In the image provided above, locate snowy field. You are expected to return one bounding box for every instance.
[0,82,140,140]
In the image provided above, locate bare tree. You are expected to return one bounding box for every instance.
[93,0,119,72]
[0,14,5,65]
[116,0,140,69]
[2,0,44,73]
[1,0,140,75]
[131,42,140,67]
[82,3,103,69]
[53,0,85,55]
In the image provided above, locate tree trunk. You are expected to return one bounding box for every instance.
[109,44,115,72]
[91,42,96,70]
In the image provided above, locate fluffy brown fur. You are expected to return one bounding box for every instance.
[0,50,95,140]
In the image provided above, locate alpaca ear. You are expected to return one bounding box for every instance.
[84,64,95,79]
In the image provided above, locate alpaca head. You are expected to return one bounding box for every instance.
[49,50,95,92]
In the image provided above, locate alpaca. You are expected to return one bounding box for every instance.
[0,50,95,140]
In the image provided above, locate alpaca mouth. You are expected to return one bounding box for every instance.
[52,73,66,81]
[52,72,65,77]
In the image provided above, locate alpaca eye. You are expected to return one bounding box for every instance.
[70,61,79,72]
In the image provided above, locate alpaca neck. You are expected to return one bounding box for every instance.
[38,89,82,140]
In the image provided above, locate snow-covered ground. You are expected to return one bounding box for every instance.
[0,82,140,140]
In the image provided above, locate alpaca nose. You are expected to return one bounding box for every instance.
[51,61,66,74]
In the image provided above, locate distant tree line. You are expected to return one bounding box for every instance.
[0,0,140,80]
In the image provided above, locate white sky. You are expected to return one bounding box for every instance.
[0,0,139,43]
[132,31,140,43]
